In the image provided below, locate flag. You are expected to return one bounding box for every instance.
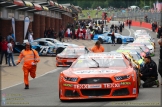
[24,17,30,39]
[11,17,15,41]
[153,3,155,10]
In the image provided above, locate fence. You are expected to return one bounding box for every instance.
[111,10,162,25]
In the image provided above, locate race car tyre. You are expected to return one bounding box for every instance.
[56,47,65,55]
[98,38,103,44]
[117,38,122,44]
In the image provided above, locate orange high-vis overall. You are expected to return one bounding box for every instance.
[91,45,105,53]
[18,49,40,85]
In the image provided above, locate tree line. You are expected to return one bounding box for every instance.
[57,0,162,9]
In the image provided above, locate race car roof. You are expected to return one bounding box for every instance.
[79,52,124,59]
[128,43,145,46]
[119,46,141,50]
[116,49,138,54]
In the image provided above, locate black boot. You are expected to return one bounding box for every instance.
[24,85,29,89]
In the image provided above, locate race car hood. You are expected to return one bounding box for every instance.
[63,68,133,78]
[146,45,153,50]
[57,53,82,58]
[119,35,134,39]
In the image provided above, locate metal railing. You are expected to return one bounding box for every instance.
[111,10,162,25]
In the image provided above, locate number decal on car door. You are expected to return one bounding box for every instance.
[40,46,49,54]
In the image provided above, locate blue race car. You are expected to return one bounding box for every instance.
[93,32,134,44]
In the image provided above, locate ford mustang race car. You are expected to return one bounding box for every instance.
[126,43,150,56]
[115,50,144,68]
[118,46,146,58]
[59,52,139,101]
[133,40,155,56]
[14,40,66,56]
[93,32,134,44]
[56,46,90,67]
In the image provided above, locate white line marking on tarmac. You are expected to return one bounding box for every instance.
[125,27,131,36]
[1,67,62,90]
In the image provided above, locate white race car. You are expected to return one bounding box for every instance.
[133,40,155,56]
[34,38,78,48]
[134,30,149,38]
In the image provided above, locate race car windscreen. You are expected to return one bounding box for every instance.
[133,49,142,54]
[71,58,127,68]
[62,47,87,54]
[130,54,141,60]
[53,39,61,43]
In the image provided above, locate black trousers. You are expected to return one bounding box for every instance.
[158,59,162,77]
[111,38,115,44]
[0,50,8,64]
[140,76,157,88]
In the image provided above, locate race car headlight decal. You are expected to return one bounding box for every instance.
[115,75,130,81]
[64,77,78,82]
[57,57,63,59]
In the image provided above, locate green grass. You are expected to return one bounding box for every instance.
[78,10,103,19]
[78,9,118,20]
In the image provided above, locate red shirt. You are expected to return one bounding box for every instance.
[0,41,8,51]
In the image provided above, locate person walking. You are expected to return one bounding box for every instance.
[58,28,64,42]
[16,42,40,89]
[67,27,71,42]
[119,23,123,34]
[7,39,16,66]
[0,37,8,65]
[111,32,116,46]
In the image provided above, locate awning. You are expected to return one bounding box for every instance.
[58,4,63,9]
[13,0,24,6]
[24,1,34,8]
[47,0,54,6]
[33,3,42,10]
[42,6,48,11]
[54,2,59,7]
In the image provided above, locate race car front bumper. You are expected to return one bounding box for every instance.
[59,81,138,100]
[56,58,76,67]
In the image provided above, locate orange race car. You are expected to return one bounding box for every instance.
[56,46,91,67]
[59,52,139,101]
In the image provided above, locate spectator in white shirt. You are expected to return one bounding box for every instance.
[67,28,71,42]
[28,29,34,42]
[7,39,16,66]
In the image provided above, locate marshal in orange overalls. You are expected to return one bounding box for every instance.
[17,48,40,88]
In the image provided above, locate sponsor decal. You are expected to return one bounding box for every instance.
[63,84,73,87]
[103,83,120,88]
[120,82,131,85]
[88,84,101,88]
[133,88,136,94]
[74,83,120,89]
[73,70,120,74]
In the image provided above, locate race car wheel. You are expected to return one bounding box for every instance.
[98,38,103,44]
[117,38,122,44]
[56,47,65,55]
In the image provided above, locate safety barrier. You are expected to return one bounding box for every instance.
[124,20,158,32]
